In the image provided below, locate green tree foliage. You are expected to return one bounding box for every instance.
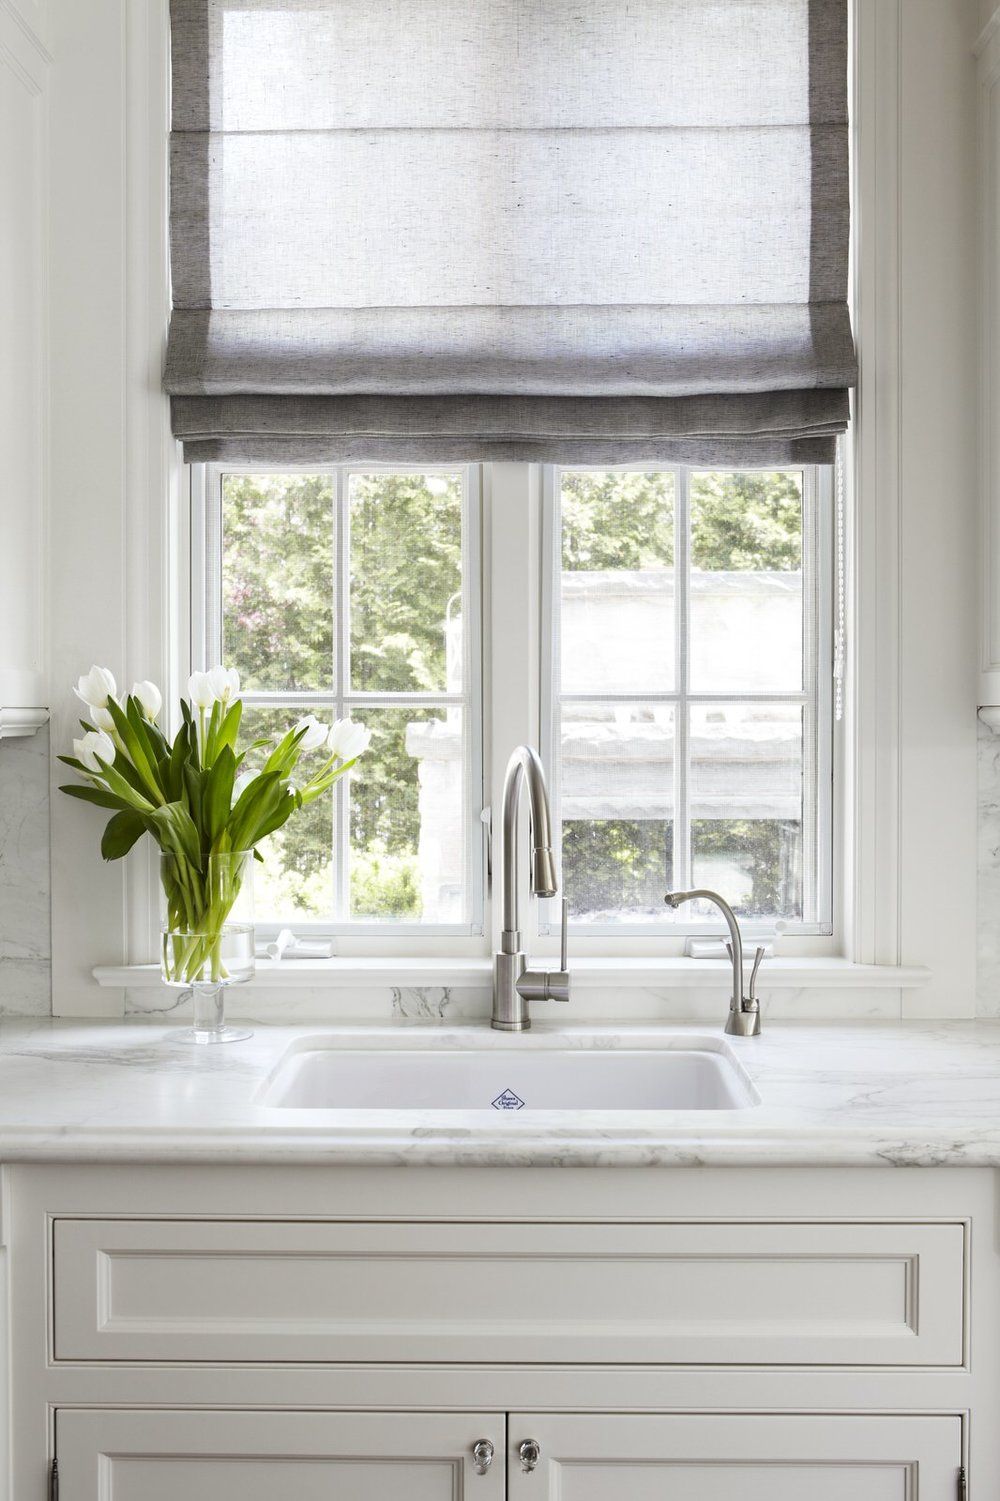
[222,473,460,920]
[561,470,674,570]
[222,468,806,925]
[690,470,803,572]
[222,474,334,692]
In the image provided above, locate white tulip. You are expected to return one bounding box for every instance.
[207,664,240,704]
[294,714,330,752]
[187,670,215,710]
[131,680,162,719]
[327,718,371,762]
[73,729,115,773]
[89,705,117,734]
[74,665,117,711]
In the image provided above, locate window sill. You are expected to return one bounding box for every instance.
[93,957,931,992]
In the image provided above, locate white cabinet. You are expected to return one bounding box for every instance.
[507,1414,963,1501]
[8,1165,989,1501]
[51,1215,966,1367]
[56,1410,505,1501]
[54,1410,962,1501]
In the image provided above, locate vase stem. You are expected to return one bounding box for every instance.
[191,983,226,1042]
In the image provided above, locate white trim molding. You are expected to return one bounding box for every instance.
[93,956,931,993]
[0,709,48,741]
[0,0,49,740]
[978,6,1000,726]
[47,0,174,1018]
[847,0,978,1018]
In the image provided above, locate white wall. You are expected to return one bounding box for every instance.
[896,0,979,1015]
[0,0,51,1012]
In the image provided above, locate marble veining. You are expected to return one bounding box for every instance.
[2,1017,1000,1167]
[123,980,904,1025]
[0,728,50,1014]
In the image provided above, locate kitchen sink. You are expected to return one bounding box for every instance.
[261,1040,759,1112]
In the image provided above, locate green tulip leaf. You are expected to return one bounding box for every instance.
[101,809,148,861]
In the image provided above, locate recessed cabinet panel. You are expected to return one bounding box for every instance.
[56,1410,505,1501]
[52,1217,965,1366]
[507,1414,963,1500]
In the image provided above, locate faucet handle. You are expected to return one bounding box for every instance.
[725,940,765,1001]
[516,898,570,1006]
[748,945,766,1001]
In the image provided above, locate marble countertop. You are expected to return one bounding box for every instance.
[1,1016,1000,1167]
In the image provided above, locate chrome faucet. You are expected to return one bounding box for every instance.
[492,746,570,1030]
[664,888,765,1037]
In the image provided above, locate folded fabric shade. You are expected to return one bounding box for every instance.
[166,0,856,465]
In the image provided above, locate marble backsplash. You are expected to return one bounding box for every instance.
[0,728,51,1014]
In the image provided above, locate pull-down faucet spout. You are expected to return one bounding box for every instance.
[492,746,570,1031]
[500,745,557,947]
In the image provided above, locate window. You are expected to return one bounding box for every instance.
[193,460,833,947]
[542,466,832,936]
[194,465,482,935]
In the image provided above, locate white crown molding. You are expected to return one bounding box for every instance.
[0,707,48,741]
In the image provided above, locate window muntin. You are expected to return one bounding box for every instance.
[198,465,482,934]
[543,466,832,934]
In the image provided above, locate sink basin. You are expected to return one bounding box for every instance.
[261,1042,758,1112]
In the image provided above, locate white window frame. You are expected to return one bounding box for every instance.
[188,461,486,941]
[538,462,836,941]
[47,0,975,1014]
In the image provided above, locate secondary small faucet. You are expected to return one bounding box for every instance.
[492,745,570,1031]
[664,888,765,1037]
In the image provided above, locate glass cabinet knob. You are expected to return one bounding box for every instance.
[519,1439,541,1472]
[472,1439,494,1475]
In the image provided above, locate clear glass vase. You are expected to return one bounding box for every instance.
[160,850,254,1044]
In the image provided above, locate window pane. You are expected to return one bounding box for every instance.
[349,705,467,924]
[689,469,803,693]
[239,706,335,922]
[349,471,464,694]
[560,469,675,695]
[690,702,805,919]
[559,701,674,923]
[221,473,334,693]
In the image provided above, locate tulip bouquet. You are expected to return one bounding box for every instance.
[60,665,370,992]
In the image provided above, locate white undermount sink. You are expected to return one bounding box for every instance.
[261,1041,759,1112]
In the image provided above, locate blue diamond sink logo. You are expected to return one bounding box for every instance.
[492,1087,525,1111]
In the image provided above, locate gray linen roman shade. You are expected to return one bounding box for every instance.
[165,0,857,464]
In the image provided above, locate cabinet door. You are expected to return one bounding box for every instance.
[508,1414,962,1500]
[56,1409,505,1500]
